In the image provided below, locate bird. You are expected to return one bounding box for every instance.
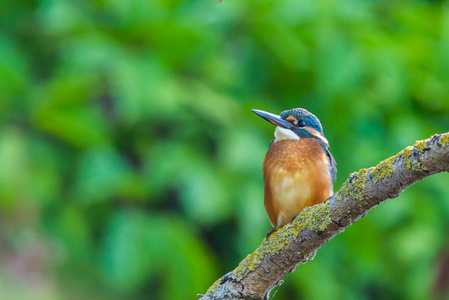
[252,108,337,230]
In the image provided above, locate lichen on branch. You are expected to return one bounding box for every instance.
[200,132,449,300]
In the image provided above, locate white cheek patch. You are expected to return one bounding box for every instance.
[315,133,328,145]
[274,127,299,142]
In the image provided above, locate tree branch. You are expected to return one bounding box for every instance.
[199,132,449,300]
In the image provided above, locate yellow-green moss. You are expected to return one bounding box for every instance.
[205,277,222,296]
[411,159,425,171]
[335,136,434,200]
[291,201,333,232]
[440,133,449,147]
[232,202,332,277]
[371,158,394,183]
[414,140,427,152]
[401,146,413,169]
[401,143,427,171]
[336,168,370,201]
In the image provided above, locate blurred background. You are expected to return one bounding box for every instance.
[1,0,449,299]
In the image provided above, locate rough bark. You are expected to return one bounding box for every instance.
[199,132,449,300]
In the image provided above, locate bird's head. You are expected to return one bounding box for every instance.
[252,108,328,145]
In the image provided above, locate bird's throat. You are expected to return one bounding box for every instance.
[274,127,299,143]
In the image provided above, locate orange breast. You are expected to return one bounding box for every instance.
[263,138,333,229]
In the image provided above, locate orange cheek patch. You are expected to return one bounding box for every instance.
[305,127,328,145]
[286,116,297,123]
[305,127,320,136]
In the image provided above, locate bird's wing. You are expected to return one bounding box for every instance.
[316,139,337,184]
[325,148,337,184]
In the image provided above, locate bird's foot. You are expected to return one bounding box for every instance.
[266,229,277,239]
[291,215,297,223]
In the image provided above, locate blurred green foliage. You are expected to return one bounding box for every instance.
[1,0,449,299]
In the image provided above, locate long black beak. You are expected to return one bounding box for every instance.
[251,109,293,129]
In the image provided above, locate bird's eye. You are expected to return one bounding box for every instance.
[298,120,306,127]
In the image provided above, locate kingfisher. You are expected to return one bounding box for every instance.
[252,108,337,229]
